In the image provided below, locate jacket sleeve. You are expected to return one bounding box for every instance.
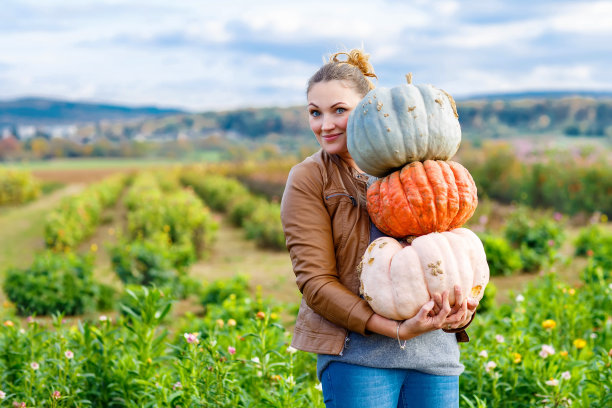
[280,161,374,335]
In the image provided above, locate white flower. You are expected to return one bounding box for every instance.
[0,390,5,399]
[286,346,298,354]
[99,315,109,322]
[30,361,40,370]
[485,361,497,372]
[515,294,525,303]
[478,350,488,358]
[65,350,74,359]
[545,378,559,386]
[287,375,295,386]
[495,335,505,343]
[561,371,571,380]
[540,344,555,358]
[590,333,597,339]
[314,383,323,392]
[251,357,260,364]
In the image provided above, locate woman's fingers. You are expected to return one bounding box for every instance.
[449,286,463,315]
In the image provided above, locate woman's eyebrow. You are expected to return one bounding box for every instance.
[308,102,319,108]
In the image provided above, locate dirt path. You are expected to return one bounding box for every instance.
[189,215,298,305]
[0,183,87,271]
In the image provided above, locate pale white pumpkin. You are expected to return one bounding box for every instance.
[347,74,461,178]
[358,228,489,320]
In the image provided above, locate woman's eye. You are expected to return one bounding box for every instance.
[310,110,320,117]
[336,107,346,114]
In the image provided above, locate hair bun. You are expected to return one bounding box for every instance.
[330,49,377,79]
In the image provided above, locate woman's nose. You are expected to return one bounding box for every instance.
[322,116,335,131]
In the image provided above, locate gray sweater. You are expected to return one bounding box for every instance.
[316,222,464,380]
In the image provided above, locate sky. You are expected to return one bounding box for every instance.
[1,0,612,111]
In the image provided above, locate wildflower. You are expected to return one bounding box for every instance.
[542,319,556,330]
[545,378,559,386]
[315,383,323,391]
[0,390,5,399]
[540,345,555,358]
[12,402,26,408]
[227,319,237,327]
[561,371,571,380]
[495,335,505,343]
[560,350,568,357]
[52,391,61,399]
[568,288,575,296]
[216,319,224,328]
[65,350,74,359]
[547,239,555,247]
[287,375,295,386]
[479,215,488,225]
[183,333,199,344]
[270,312,278,320]
[90,243,98,252]
[286,346,298,354]
[553,212,563,221]
[3,320,14,327]
[251,357,260,364]
[590,333,597,339]
[515,294,525,303]
[485,361,497,373]
[99,315,109,322]
[26,316,35,324]
[512,352,522,363]
[256,311,266,320]
[173,382,182,390]
[228,346,236,355]
[478,350,488,358]
[30,362,39,370]
[586,249,594,257]
[573,339,586,349]
[271,374,282,381]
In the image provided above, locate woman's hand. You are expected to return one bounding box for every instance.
[398,286,478,339]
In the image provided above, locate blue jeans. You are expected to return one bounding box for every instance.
[320,362,459,408]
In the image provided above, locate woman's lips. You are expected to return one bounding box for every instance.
[322,133,341,142]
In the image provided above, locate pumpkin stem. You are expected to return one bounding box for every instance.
[405,73,413,84]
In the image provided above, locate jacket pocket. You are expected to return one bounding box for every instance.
[324,192,357,207]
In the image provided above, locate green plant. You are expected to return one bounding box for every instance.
[3,251,98,315]
[479,234,523,276]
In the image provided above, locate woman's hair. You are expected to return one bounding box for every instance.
[306,49,377,97]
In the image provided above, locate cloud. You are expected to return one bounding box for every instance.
[1,0,612,110]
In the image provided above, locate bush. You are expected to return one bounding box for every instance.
[3,251,98,315]
[479,234,523,276]
[504,208,565,272]
[0,168,41,206]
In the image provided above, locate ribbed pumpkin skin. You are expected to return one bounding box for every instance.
[368,160,477,238]
[359,228,489,321]
[347,83,461,178]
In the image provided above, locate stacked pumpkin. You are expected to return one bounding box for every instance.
[347,74,489,320]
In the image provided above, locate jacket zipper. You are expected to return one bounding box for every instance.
[325,193,357,207]
[339,334,350,356]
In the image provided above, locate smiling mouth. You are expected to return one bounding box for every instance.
[322,133,342,139]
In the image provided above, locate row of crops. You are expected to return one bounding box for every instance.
[0,228,609,407]
[0,169,40,206]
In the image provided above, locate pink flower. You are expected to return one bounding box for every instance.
[485,361,497,372]
[561,371,571,380]
[65,350,74,359]
[183,332,199,344]
[553,212,563,221]
[539,344,555,358]
[228,346,236,355]
[30,362,39,370]
[52,391,61,399]
[547,239,555,247]
[0,390,5,399]
[495,335,505,343]
[173,381,182,390]
[478,350,488,358]
[13,402,26,408]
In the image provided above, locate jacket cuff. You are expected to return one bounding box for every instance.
[442,311,476,337]
[347,300,375,335]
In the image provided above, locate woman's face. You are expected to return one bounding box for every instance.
[307,80,363,160]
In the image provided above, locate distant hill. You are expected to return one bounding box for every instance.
[0,97,185,126]
[458,90,612,101]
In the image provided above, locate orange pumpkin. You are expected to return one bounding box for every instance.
[367,160,477,237]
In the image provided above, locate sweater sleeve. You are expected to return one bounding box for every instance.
[280,160,374,335]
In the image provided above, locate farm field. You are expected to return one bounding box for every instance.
[0,151,610,407]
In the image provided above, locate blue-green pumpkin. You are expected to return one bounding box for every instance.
[347,74,461,177]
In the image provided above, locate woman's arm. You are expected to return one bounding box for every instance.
[281,160,374,335]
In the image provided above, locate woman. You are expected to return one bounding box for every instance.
[280,49,478,408]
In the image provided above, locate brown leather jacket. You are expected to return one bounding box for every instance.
[281,149,470,355]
